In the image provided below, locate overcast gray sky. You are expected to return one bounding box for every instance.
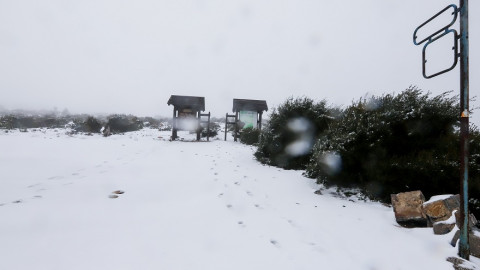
[0,0,478,125]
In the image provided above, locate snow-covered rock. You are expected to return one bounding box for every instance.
[391,190,428,227]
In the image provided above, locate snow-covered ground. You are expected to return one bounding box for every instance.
[0,128,477,270]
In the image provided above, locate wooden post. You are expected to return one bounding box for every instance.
[224,113,228,141]
[196,111,201,141]
[258,111,263,130]
[172,108,177,140]
[234,111,239,142]
[207,112,211,142]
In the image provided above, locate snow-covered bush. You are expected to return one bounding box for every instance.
[254,97,334,170]
[305,86,480,210]
[106,114,143,133]
[74,116,103,133]
[201,122,220,138]
[239,127,260,145]
[0,115,16,129]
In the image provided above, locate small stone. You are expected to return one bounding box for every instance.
[433,222,456,235]
[451,230,461,247]
[455,212,478,229]
[450,229,480,259]
[470,231,480,258]
[446,257,477,270]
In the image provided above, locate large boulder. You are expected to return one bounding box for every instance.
[423,195,460,225]
[391,191,428,227]
[424,200,452,224]
[445,194,461,211]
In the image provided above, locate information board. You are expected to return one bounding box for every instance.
[239,111,256,129]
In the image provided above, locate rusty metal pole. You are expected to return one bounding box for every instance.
[458,0,470,260]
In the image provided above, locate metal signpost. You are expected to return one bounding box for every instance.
[413,0,470,259]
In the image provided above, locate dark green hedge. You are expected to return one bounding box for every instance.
[304,87,480,214]
[254,97,335,170]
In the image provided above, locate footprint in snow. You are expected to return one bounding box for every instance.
[109,190,125,199]
[246,191,253,196]
[226,204,233,208]
[237,221,246,228]
[270,240,280,247]
[12,199,23,204]
[286,219,297,227]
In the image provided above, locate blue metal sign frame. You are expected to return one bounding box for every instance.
[413,0,470,260]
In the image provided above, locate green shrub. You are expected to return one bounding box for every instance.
[254,97,334,170]
[84,117,102,133]
[201,122,220,138]
[239,127,261,145]
[106,114,143,133]
[305,87,480,211]
[0,115,16,129]
[73,116,103,133]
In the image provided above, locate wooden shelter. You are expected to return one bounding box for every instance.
[167,95,210,141]
[225,98,268,141]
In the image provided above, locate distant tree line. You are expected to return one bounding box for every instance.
[0,113,170,134]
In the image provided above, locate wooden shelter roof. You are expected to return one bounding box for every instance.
[167,95,205,111]
[232,99,268,113]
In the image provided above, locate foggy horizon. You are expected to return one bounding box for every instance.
[1,0,478,124]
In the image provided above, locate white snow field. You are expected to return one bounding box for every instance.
[0,128,478,270]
